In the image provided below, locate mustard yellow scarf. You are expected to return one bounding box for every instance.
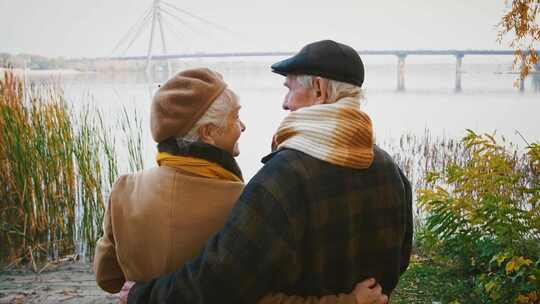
[272,97,374,169]
[156,152,242,182]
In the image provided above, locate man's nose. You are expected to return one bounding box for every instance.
[282,99,290,111]
[240,120,246,132]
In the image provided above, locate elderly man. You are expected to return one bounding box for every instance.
[128,40,413,304]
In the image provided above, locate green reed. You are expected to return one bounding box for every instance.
[121,106,145,173]
[0,71,144,264]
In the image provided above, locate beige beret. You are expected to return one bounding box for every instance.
[150,68,227,143]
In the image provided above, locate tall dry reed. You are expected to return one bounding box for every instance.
[0,71,144,264]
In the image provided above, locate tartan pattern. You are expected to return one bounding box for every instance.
[128,146,413,304]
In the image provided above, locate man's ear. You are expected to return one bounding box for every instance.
[197,124,216,145]
[314,77,329,103]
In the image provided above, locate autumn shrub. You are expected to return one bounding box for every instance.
[417,130,540,303]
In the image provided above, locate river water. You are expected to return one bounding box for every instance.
[35,58,540,180]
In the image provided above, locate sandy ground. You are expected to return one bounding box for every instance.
[0,262,117,304]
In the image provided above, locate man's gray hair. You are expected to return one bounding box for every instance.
[181,88,239,142]
[296,75,363,103]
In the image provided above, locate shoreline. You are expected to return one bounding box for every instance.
[0,68,92,78]
[0,262,116,304]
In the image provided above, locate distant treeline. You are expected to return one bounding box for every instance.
[0,53,147,72]
[1,53,73,70]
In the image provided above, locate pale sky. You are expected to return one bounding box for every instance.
[0,0,512,58]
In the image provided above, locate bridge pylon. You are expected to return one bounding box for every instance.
[396,53,407,92]
[146,0,171,75]
[455,53,464,92]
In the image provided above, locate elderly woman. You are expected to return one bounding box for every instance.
[93,68,387,304]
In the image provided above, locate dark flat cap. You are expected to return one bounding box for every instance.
[271,40,364,87]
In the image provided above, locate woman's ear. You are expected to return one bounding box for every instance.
[197,124,216,145]
[314,77,329,103]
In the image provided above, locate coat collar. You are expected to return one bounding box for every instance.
[261,150,281,164]
[158,137,244,181]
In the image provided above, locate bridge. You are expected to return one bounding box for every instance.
[112,50,540,92]
[115,50,520,60]
[110,0,539,92]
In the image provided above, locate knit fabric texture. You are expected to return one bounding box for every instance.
[150,68,227,142]
[272,97,374,169]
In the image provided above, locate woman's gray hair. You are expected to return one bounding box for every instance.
[296,75,363,103]
[181,88,239,142]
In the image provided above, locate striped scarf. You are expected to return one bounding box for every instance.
[272,97,374,169]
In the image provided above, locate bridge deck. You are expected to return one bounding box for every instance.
[113,50,539,60]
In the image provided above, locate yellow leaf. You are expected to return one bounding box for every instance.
[518,257,533,267]
[494,254,508,267]
[485,281,497,293]
[506,259,517,274]
[516,294,530,304]
[529,291,538,302]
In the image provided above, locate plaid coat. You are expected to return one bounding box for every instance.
[128,146,413,303]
